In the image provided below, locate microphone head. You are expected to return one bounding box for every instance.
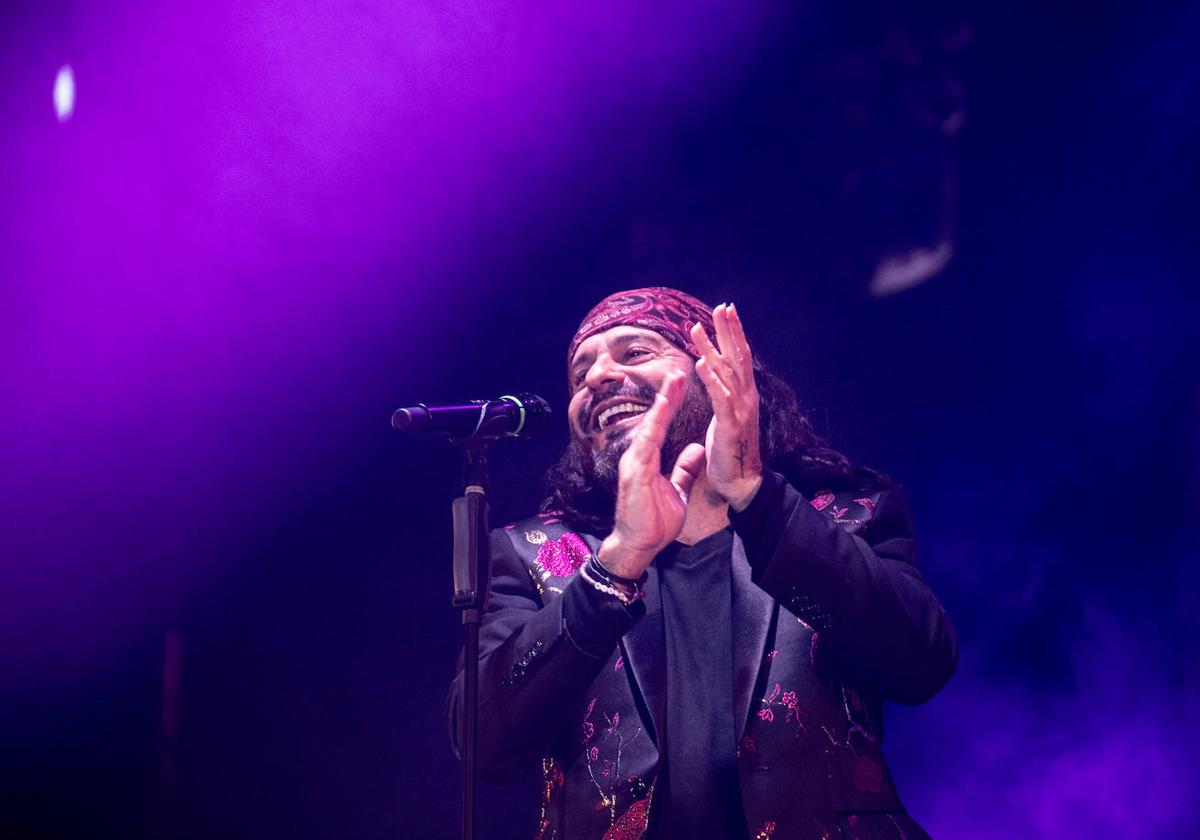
[390,406,421,432]
[500,393,552,437]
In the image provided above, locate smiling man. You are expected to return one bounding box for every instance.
[448,287,957,839]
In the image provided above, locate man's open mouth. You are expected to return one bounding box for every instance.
[593,401,650,431]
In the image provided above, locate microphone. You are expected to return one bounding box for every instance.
[391,393,552,439]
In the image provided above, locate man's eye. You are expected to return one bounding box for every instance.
[625,348,649,360]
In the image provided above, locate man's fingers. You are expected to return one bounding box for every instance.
[713,303,740,380]
[695,357,734,417]
[627,370,686,463]
[669,442,706,502]
[691,320,719,357]
[691,322,736,392]
[728,303,755,379]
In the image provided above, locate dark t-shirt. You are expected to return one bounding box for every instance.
[649,527,748,839]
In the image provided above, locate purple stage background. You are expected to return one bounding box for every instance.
[2,1,1198,837]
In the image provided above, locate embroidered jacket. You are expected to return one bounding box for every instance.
[447,470,957,839]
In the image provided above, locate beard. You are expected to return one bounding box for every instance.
[582,375,713,495]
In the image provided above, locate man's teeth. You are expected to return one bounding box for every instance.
[597,402,648,429]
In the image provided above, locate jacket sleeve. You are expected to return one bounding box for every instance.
[446,526,642,782]
[729,471,957,704]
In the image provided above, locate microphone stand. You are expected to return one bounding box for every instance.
[451,438,492,840]
[395,393,548,840]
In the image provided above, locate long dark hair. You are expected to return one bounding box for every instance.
[542,359,889,534]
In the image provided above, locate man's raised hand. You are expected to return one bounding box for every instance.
[692,303,764,512]
[596,371,706,581]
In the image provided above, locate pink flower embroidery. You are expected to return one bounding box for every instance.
[766,649,778,661]
[589,746,600,761]
[853,497,877,516]
[536,533,591,577]
[614,654,624,671]
[738,736,757,755]
[760,684,808,732]
[581,698,597,743]
[810,491,835,511]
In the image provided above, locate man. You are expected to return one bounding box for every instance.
[448,288,957,839]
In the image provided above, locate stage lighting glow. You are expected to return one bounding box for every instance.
[53,64,74,122]
[869,240,954,297]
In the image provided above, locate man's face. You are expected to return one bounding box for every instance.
[567,326,711,488]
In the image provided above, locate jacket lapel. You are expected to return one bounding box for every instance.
[731,535,775,741]
[581,535,667,748]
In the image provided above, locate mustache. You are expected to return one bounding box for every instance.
[576,381,658,431]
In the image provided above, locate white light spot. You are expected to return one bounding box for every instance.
[54,64,75,122]
[869,240,955,297]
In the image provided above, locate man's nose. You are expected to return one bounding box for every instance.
[583,352,623,391]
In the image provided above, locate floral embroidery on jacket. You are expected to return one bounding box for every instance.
[757,682,808,734]
[810,491,835,511]
[580,697,644,830]
[581,698,598,743]
[526,566,547,597]
[811,491,879,529]
[536,757,565,840]
[853,496,877,516]
[601,786,654,840]
[840,684,876,744]
[535,532,591,578]
[820,684,879,762]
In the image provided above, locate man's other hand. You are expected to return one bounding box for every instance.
[692,303,764,512]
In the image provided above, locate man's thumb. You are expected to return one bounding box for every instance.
[669,443,707,503]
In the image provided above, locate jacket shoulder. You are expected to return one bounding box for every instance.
[495,513,599,598]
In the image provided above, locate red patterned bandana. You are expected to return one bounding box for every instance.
[567,287,716,374]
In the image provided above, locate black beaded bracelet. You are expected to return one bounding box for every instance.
[587,555,648,588]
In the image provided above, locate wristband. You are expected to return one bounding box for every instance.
[579,556,646,606]
[588,554,649,588]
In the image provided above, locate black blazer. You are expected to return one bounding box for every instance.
[448,470,957,839]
